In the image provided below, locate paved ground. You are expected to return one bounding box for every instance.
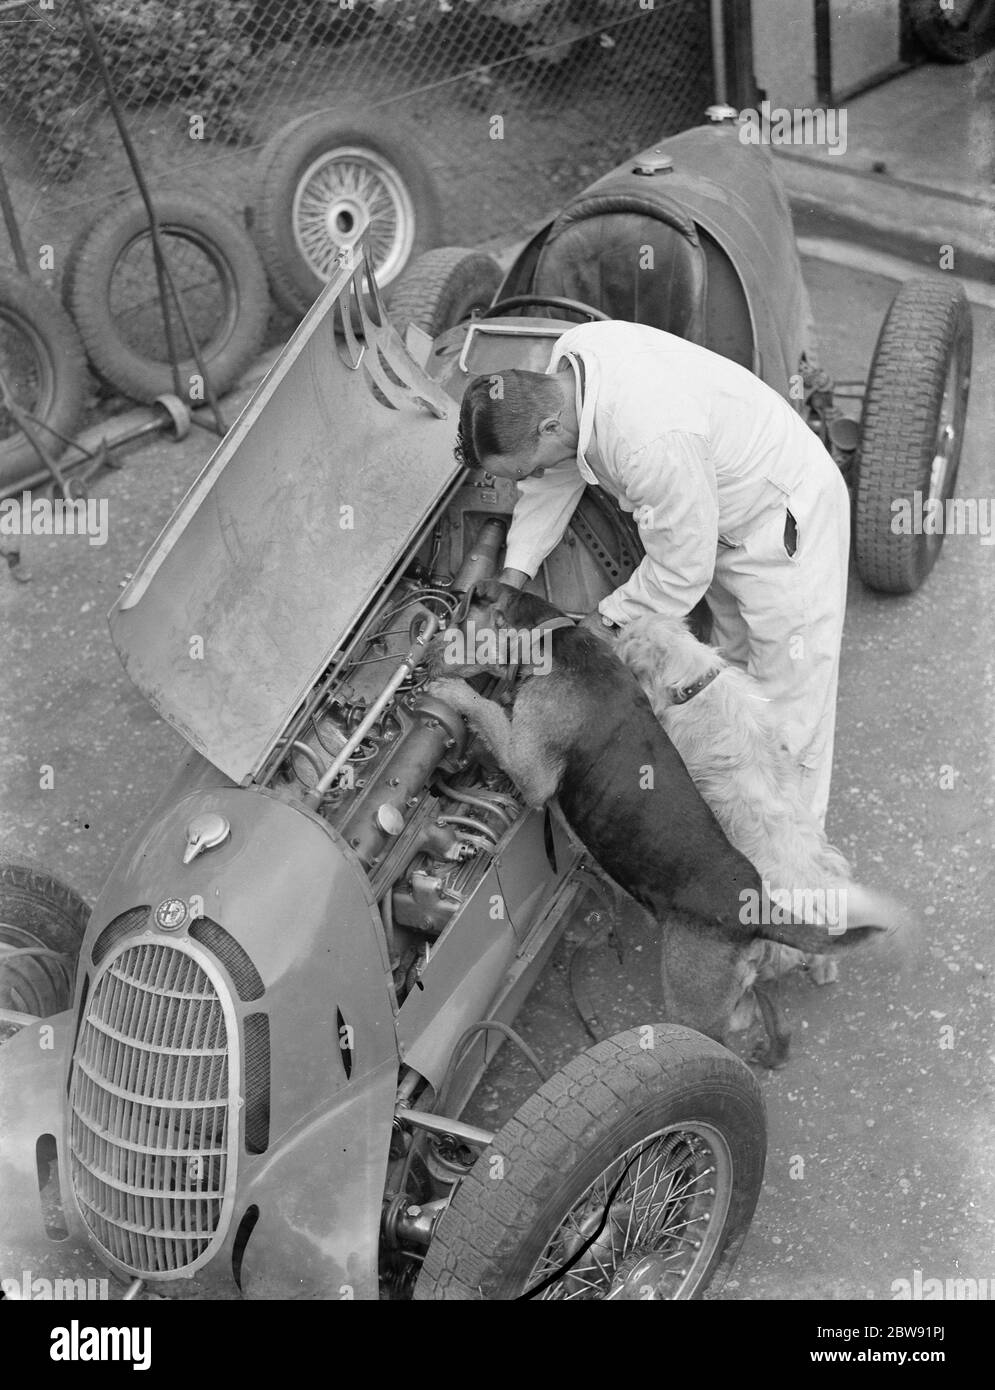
[1,246,991,1300]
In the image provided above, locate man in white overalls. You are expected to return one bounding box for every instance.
[454,320,850,824]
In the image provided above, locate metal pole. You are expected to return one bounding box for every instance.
[710,0,728,105]
[70,0,228,434]
[814,0,833,107]
[0,161,29,276]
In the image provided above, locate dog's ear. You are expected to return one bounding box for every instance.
[472,578,503,605]
[489,581,519,623]
[467,577,514,629]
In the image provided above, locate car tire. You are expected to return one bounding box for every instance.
[386,246,502,338]
[413,1025,766,1301]
[251,112,442,318]
[908,0,995,62]
[64,191,270,405]
[0,271,88,491]
[854,278,972,595]
[0,857,90,1023]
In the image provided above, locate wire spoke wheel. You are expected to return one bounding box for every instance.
[414,1026,765,1302]
[291,146,415,285]
[252,115,441,317]
[525,1124,732,1300]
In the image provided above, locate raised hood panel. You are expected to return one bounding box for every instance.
[108,253,457,783]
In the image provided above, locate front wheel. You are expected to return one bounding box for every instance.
[413,1026,766,1300]
[0,857,89,1026]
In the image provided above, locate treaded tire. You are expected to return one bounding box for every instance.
[251,113,442,317]
[414,1025,766,1301]
[0,271,88,490]
[64,191,270,404]
[854,278,972,594]
[386,247,502,338]
[908,0,995,61]
[0,856,90,1020]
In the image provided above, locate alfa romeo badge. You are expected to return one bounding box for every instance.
[154,897,189,931]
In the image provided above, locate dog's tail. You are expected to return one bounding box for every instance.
[758,881,915,964]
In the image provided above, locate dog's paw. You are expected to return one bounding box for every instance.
[750,1037,791,1070]
[424,677,477,711]
[807,954,839,986]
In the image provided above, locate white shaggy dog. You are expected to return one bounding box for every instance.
[615,613,904,1051]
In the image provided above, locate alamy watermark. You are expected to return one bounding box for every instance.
[1,1269,109,1300]
[440,621,554,676]
[891,492,995,545]
[738,100,847,156]
[740,880,848,934]
[891,1270,994,1300]
[0,492,109,547]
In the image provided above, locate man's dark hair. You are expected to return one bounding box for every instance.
[455,369,562,470]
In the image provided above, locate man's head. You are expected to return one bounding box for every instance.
[455,369,578,480]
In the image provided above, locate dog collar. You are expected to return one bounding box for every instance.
[670,668,722,705]
[536,616,577,635]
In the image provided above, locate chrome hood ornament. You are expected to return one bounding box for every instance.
[183,812,231,865]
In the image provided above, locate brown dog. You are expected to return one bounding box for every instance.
[425,580,907,1066]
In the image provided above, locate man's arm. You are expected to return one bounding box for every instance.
[598,432,719,626]
[501,462,587,580]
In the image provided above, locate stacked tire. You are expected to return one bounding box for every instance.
[63,191,270,406]
[0,271,87,491]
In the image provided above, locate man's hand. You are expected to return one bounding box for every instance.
[578,610,618,642]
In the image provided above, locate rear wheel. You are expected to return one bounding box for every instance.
[414,1026,765,1300]
[386,246,502,338]
[0,858,89,1027]
[854,278,972,594]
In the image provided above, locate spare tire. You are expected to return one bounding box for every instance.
[0,271,88,491]
[908,0,995,62]
[386,246,502,339]
[64,191,270,405]
[251,113,442,317]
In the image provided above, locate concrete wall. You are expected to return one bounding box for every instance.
[752,0,818,106]
[830,0,902,97]
[751,0,902,108]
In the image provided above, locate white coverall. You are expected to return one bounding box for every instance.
[502,321,850,823]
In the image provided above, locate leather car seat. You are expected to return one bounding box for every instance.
[533,194,708,343]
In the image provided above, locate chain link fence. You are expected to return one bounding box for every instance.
[1,0,713,292]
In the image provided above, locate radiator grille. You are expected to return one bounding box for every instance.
[68,940,236,1276]
[90,907,150,966]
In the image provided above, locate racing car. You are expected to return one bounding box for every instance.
[0,113,971,1301]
